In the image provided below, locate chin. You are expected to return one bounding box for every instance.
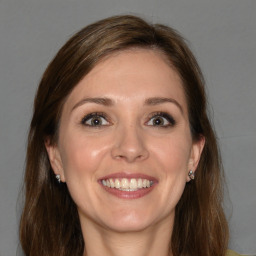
[105,218,152,232]
[98,208,162,232]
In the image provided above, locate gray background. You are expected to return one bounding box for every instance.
[0,0,255,255]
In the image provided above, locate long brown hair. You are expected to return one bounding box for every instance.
[20,15,229,256]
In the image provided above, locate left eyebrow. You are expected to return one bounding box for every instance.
[145,97,184,114]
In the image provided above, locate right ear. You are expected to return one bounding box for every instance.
[44,138,66,182]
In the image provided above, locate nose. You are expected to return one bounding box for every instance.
[111,125,149,163]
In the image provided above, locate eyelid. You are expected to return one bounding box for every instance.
[146,112,176,126]
[81,112,110,126]
[80,111,175,128]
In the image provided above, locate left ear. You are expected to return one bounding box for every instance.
[186,135,205,182]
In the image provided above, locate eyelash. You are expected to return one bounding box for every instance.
[81,112,110,127]
[146,112,176,128]
[80,111,176,128]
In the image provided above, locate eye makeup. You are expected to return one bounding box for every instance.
[146,111,176,128]
[81,112,110,127]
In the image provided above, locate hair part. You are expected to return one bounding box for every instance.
[20,15,229,256]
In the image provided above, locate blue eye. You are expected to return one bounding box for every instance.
[147,112,176,127]
[81,113,109,127]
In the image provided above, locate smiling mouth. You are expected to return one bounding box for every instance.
[101,178,154,191]
[99,173,157,199]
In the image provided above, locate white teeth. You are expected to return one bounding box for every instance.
[130,179,137,189]
[101,178,154,191]
[110,179,115,188]
[137,178,143,188]
[121,178,129,189]
[115,179,120,189]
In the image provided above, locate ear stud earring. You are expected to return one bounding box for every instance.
[56,174,61,183]
[188,170,195,180]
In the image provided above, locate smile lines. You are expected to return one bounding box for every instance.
[101,178,154,191]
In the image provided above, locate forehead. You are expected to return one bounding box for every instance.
[64,48,187,112]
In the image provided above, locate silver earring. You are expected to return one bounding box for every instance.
[188,170,195,180]
[56,174,61,183]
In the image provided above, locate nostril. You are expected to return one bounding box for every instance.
[112,150,148,163]
[110,131,149,162]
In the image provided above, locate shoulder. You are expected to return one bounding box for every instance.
[226,249,242,256]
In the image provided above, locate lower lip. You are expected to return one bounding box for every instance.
[99,183,156,199]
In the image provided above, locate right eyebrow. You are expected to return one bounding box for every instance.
[71,97,114,112]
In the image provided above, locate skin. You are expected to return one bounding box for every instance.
[46,49,205,256]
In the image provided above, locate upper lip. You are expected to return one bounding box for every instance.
[98,172,158,182]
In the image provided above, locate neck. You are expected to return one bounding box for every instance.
[81,216,174,256]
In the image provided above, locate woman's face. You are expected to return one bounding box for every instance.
[46,49,204,232]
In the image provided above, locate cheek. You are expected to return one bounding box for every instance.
[152,134,192,174]
[58,134,112,211]
[59,134,110,181]
[152,134,192,203]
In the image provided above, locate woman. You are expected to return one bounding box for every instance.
[19,15,239,256]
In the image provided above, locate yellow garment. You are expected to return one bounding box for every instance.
[226,249,242,256]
